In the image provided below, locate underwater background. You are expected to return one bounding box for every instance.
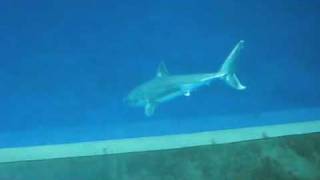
[0,0,320,147]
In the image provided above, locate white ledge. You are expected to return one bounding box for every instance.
[0,120,320,163]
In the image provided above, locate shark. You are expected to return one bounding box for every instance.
[125,40,246,116]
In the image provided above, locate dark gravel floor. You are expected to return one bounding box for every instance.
[0,133,319,180]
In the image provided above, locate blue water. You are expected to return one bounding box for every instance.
[0,0,320,147]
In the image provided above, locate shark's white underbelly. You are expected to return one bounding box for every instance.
[157,91,184,103]
[156,83,205,103]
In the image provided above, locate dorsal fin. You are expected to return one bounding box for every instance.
[156,62,169,78]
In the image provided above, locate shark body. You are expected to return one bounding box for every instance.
[126,40,246,116]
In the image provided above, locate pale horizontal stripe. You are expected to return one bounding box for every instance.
[0,120,319,163]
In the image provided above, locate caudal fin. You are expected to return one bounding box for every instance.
[219,40,246,90]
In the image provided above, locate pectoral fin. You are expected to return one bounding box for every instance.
[145,102,157,116]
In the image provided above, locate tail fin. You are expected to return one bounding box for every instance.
[219,40,246,90]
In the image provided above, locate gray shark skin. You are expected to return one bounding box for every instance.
[125,40,246,116]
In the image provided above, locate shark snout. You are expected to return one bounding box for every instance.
[123,96,137,106]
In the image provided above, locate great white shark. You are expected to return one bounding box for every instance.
[125,40,246,116]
